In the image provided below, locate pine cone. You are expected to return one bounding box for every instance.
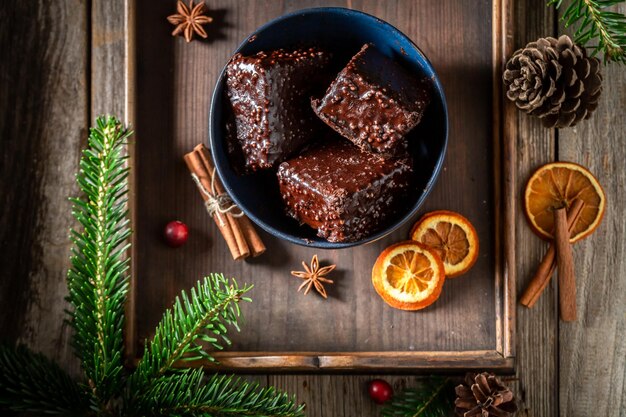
[503,35,602,128]
[455,372,517,417]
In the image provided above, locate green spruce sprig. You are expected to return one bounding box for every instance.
[67,115,133,406]
[125,274,252,412]
[381,377,453,417]
[0,116,304,417]
[0,345,89,415]
[550,0,626,63]
[132,370,304,417]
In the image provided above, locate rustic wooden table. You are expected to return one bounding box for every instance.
[1,1,624,416]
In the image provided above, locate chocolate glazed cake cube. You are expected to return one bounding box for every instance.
[277,140,412,243]
[226,48,330,171]
[312,44,431,157]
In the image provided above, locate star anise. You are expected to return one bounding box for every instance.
[167,0,213,43]
[291,255,335,299]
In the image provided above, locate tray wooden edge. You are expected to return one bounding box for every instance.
[493,0,517,361]
[132,351,514,373]
[122,0,517,373]
[125,0,138,362]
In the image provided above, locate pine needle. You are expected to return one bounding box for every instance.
[133,369,305,417]
[550,0,626,63]
[1,115,304,417]
[67,116,132,405]
[381,377,454,417]
[0,344,89,415]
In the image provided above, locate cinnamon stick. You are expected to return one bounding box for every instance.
[555,207,577,321]
[237,215,266,257]
[183,144,265,259]
[194,145,250,259]
[520,246,557,308]
[193,145,266,256]
[520,199,584,308]
[183,151,245,260]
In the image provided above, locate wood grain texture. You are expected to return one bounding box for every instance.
[269,374,426,417]
[494,0,517,360]
[90,0,138,362]
[92,0,130,120]
[130,0,511,371]
[1,0,625,415]
[509,1,559,417]
[558,4,626,415]
[0,0,87,377]
[187,350,514,371]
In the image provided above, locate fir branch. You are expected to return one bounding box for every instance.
[381,377,453,417]
[132,369,305,417]
[550,0,626,63]
[67,116,133,405]
[127,274,252,407]
[0,115,305,417]
[0,344,90,415]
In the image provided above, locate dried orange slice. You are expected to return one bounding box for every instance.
[410,211,479,278]
[372,241,445,311]
[524,162,605,242]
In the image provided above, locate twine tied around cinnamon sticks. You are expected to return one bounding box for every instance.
[190,171,243,226]
[184,144,265,260]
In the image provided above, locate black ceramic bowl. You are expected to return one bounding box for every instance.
[210,7,448,249]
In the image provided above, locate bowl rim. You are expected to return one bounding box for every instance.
[209,6,449,249]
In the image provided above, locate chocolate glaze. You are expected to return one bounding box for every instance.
[277,139,412,242]
[312,44,431,157]
[226,47,331,171]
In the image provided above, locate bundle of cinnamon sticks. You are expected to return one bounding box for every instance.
[184,144,265,260]
[520,199,583,321]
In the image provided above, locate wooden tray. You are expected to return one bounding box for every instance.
[125,0,516,372]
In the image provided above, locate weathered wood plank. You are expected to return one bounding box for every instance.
[509,1,559,417]
[0,0,88,377]
[91,0,130,120]
[269,374,418,417]
[557,4,626,416]
[91,0,137,360]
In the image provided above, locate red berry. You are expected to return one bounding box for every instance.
[368,379,393,404]
[164,220,188,247]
